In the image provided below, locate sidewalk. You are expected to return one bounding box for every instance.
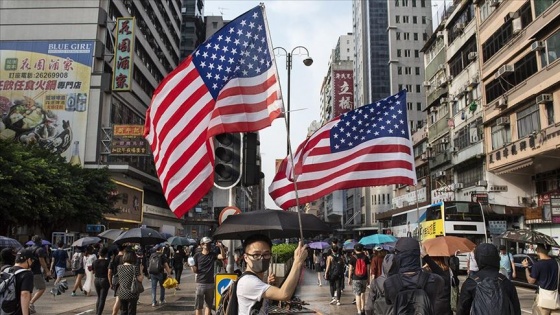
[33,267,354,314]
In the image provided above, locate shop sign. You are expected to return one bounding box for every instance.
[551,194,560,223]
[112,17,135,91]
[471,193,489,204]
[525,207,543,220]
[111,124,148,155]
[105,180,143,223]
[332,70,353,117]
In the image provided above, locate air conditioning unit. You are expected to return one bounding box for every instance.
[495,64,515,78]
[437,31,444,38]
[455,23,465,32]
[497,97,507,109]
[441,138,449,144]
[436,171,446,178]
[476,180,488,187]
[455,183,464,190]
[531,41,545,52]
[406,187,410,192]
[439,64,446,71]
[504,11,520,22]
[440,97,449,103]
[496,116,510,126]
[426,143,433,149]
[536,94,553,104]
[423,81,431,87]
[421,153,428,161]
[468,52,478,60]
[512,18,522,34]
[421,178,427,186]
[489,0,501,7]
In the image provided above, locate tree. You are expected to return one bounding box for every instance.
[0,139,118,236]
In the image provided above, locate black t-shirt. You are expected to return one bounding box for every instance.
[109,254,123,275]
[29,246,47,275]
[173,250,186,268]
[193,251,218,284]
[531,258,559,291]
[7,266,34,315]
[93,258,110,278]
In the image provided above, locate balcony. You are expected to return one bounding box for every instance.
[427,86,449,107]
[429,112,451,139]
[430,151,451,169]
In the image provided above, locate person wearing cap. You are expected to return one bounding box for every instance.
[191,236,225,315]
[1,247,17,268]
[499,245,516,280]
[384,237,446,314]
[6,249,35,315]
[456,243,520,315]
[370,246,385,281]
[148,244,172,307]
[27,235,50,314]
[237,234,308,315]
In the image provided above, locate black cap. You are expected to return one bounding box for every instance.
[15,249,36,262]
[354,243,364,251]
[395,237,420,252]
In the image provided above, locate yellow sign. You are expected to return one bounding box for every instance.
[215,273,238,310]
[419,219,444,241]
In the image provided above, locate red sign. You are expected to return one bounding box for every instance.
[218,206,241,225]
[332,70,354,117]
[471,193,489,204]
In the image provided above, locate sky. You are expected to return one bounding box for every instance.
[203,0,449,210]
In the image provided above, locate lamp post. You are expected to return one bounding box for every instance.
[273,46,313,155]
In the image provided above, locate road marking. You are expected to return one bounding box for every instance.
[522,309,532,313]
[75,309,94,315]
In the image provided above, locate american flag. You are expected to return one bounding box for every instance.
[144,5,282,218]
[269,90,417,209]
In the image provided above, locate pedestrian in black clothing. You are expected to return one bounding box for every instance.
[93,247,110,315]
[421,253,454,315]
[456,243,521,315]
[173,245,187,290]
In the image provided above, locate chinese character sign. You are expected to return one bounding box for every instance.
[332,69,354,117]
[112,17,135,91]
[0,40,94,164]
[111,124,148,156]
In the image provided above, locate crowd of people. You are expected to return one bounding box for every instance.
[1,234,559,315]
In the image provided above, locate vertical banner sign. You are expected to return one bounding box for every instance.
[112,17,135,91]
[332,70,354,117]
[0,40,94,164]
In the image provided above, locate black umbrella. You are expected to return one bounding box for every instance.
[0,236,23,250]
[498,229,558,247]
[72,237,101,247]
[113,227,166,246]
[98,229,125,240]
[212,209,332,240]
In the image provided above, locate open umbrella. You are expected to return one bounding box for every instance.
[422,236,475,256]
[359,234,397,246]
[343,241,358,251]
[72,237,102,247]
[498,229,558,247]
[25,239,51,246]
[308,241,330,250]
[212,209,332,240]
[113,227,166,246]
[98,229,125,240]
[344,239,357,245]
[167,236,194,246]
[0,236,23,250]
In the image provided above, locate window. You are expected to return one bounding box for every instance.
[546,102,555,126]
[404,50,411,57]
[403,16,409,23]
[457,162,483,187]
[414,33,418,41]
[535,0,556,17]
[421,0,426,7]
[398,84,403,90]
[397,49,402,57]
[423,33,428,41]
[415,50,419,58]
[398,66,403,75]
[413,16,417,24]
[395,0,399,7]
[404,33,410,40]
[407,102,413,110]
[491,124,511,150]
[406,84,412,91]
[412,0,417,7]
[396,15,400,23]
[517,104,540,138]
[415,67,420,75]
[417,103,422,111]
[405,67,411,75]
[396,32,401,40]
[402,0,408,6]
[422,16,427,24]
[212,22,218,29]
[540,30,560,67]
[416,85,421,93]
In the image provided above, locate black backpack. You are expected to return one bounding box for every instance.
[393,271,434,315]
[328,256,344,281]
[148,253,163,274]
[1,266,31,315]
[470,273,514,315]
[215,272,262,315]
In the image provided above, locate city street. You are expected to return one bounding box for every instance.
[32,267,540,314]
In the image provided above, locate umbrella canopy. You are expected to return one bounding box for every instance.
[25,239,51,246]
[308,241,330,250]
[422,236,476,257]
[359,234,397,246]
[343,241,358,251]
[498,229,558,247]
[98,229,125,240]
[72,237,102,247]
[0,236,23,250]
[344,239,357,245]
[113,227,166,246]
[167,236,196,246]
[212,210,332,240]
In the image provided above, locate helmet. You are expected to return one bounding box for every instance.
[201,237,212,244]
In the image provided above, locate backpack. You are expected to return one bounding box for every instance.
[329,255,344,281]
[148,253,163,274]
[393,271,434,315]
[355,255,367,277]
[470,273,514,315]
[370,278,392,315]
[71,252,83,270]
[216,272,262,315]
[0,266,30,315]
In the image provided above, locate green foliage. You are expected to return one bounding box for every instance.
[272,243,297,263]
[0,139,118,236]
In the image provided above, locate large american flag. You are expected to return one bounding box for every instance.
[269,90,417,209]
[144,5,282,218]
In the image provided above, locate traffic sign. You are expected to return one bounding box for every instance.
[218,206,241,225]
[215,273,238,309]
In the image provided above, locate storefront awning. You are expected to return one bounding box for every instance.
[494,158,533,175]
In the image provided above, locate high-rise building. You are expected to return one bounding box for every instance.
[179,0,205,60]
[0,0,184,236]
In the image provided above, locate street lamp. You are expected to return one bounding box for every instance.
[273,46,313,155]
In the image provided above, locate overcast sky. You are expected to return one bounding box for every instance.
[203,0,449,209]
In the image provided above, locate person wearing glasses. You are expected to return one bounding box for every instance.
[190,236,225,315]
[237,234,308,315]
